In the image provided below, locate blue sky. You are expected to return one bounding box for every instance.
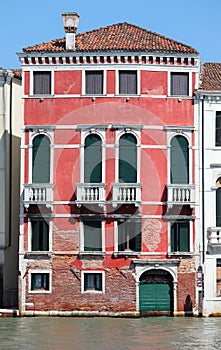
[1,0,221,69]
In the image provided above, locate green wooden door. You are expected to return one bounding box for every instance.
[119,133,137,183]
[139,282,172,312]
[84,134,102,183]
[170,136,189,184]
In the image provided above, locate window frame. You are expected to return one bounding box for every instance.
[83,70,106,95]
[81,271,105,294]
[116,219,142,252]
[169,221,190,253]
[169,71,191,97]
[28,217,52,252]
[215,112,221,147]
[31,70,53,96]
[117,69,139,95]
[80,220,105,253]
[29,270,52,294]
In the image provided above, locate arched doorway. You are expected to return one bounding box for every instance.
[139,269,174,316]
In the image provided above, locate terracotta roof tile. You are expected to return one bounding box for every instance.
[23,22,198,54]
[199,62,221,91]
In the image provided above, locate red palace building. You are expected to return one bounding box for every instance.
[17,12,201,316]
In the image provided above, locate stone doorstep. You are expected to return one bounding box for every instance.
[0,309,19,317]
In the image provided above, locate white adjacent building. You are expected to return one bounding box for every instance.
[0,68,22,308]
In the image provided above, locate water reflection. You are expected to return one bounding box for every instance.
[0,317,221,350]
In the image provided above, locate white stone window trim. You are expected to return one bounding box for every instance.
[28,130,54,184]
[167,130,193,185]
[27,217,52,252]
[79,220,105,253]
[80,129,106,183]
[115,68,140,96]
[81,270,105,294]
[82,68,106,96]
[115,129,141,183]
[167,220,193,253]
[30,70,54,96]
[28,269,52,294]
[167,70,192,98]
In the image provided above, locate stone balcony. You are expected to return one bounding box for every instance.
[76,183,106,207]
[167,184,195,209]
[207,227,221,246]
[24,183,54,208]
[112,183,142,207]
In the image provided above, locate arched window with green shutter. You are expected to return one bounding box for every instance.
[170,135,189,184]
[119,133,137,183]
[32,135,50,183]
[84,134,102,183]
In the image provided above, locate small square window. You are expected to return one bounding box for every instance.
[119,71,137,95]
[33,71,51,95]
[31,273,49,291]
[84,273,103,292]
[85,71,103,95]
[170,73,189,96]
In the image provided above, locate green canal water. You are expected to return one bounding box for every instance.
[0,317,220,350]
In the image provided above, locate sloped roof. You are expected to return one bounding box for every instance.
[23,22,198,54]
[199,62,221,91]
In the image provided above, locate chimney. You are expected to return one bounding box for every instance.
[62,12,80,50]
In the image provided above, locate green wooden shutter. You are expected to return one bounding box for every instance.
[179,222,189,252]
[84,221,102,251]
[32,135,50,183]
[170,136,189,184]
[170,223,176,252]
[118,221,126,251]
[32,219,49,251]
[216,188,221,226]
[119,134,137,183]
[134,221,142,251]
[84,134,102,183]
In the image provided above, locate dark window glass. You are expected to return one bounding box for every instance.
[119,133,137,183]
[84,273,102,291]
[32,135,50,183]
[118,220,141,252]
[84,221,102,252]
[31,219,49,251]
[86,71,103,95]
[171,222,190,252]
[171,73,189,96]
[31,273,49,291]
[216,112,221,146]
[216,188,221,227]
[84,134,102,183]
[119,71,137,95]
[33,72,51,95]
[170,136,189,184]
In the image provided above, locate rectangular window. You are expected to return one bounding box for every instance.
[83,221,102,252]
[119,71,137,95]
[84,273,103,292]
[33,71,51,95]
[31,219,49,251]
[31,273,49,291]
[217,259,221,296]
[171,222,190,252]
[216,112,221,146]
[85,71,103,95]
[118,220,141,252]
[170,73,189,96]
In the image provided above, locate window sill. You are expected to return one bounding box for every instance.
[78,251,105,258]
[167,95,193,99]
[112,251,141,258]
[167,252,194,257]
[24,251,52,259]
[29,290,51,294]
[82,290,104,294]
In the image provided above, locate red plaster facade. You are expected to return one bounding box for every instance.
[18,18,200,316]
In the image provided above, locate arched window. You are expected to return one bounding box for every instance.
[170,135,189,184]
[84,134,102,183]
[216,178,221,227]
[119,133,137,183]
[32,135,50,183]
